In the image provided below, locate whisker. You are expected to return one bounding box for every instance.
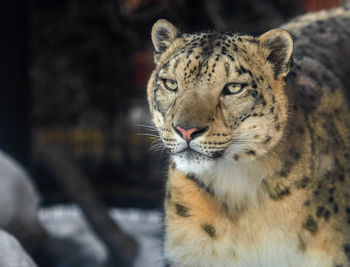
[150,138,163,146]
[134,133,160,138]
[135,123,158,131]
[149,143,165,152]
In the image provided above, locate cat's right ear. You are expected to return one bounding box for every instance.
[258,29,293,79]
[152,19,180,62]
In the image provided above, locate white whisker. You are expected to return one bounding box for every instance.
[135,123,158,131]
[149,143,165,152]
[134,133,160,138]
[150,138,161,145]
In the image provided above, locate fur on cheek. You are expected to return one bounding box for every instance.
[153,109,165,127]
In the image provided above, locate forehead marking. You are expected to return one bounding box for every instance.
[232,43,238,52]
[184,59,192,71]
[167,33,246,81]
[160,60,170,72]
[227,54,235,62]
[224,62,229,77]
[173,58,180,71]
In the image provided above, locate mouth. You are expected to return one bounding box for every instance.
[173,148,224,160]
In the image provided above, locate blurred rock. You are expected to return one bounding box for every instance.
[0,229,37,267]
[0,150,46,252]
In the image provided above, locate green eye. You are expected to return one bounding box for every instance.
[163,79,178,91]
[223,83,246,95]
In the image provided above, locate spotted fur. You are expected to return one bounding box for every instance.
[147,6,350,267]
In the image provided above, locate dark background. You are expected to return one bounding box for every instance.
[0,0,343,210]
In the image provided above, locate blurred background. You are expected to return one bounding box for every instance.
[0,0,344,266]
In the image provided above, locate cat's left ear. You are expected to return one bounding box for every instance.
[258,29,293,79]
[151,19,180,62]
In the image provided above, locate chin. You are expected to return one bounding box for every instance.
[172,150,216,175]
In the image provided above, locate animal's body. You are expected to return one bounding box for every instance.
[147,6,350,267]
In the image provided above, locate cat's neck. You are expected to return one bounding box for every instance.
[198,116,305,212]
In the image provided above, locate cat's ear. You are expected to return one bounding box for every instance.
[258,29,293,79]
[152,19,180,62]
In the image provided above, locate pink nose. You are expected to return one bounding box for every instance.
[175,126,199,141]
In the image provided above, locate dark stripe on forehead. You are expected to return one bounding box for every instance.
[160,60,170,71]
[198,32,222,59]
[224,62,230,77]
[196,60,204,79]
[226,54,235,62]
[172,58,180,74]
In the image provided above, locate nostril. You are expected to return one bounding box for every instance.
[173,124,182,137]
[191,126,209,139]
[172,124,209,141]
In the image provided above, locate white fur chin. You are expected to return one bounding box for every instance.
[172,155,215,175]
[172,153,271,210]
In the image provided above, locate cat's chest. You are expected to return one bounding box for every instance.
[167,209,283,265]
[164,171,331,267]
[165,207,330,267]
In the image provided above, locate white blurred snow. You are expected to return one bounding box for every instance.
[0,150,40,230]
[39,205,164,267]
[0,230,36,267]
[0,149,164,266]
